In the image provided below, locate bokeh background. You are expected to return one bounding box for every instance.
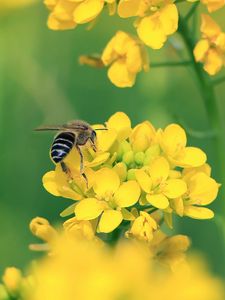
[0,0,225,277]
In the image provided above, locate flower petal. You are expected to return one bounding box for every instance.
[42,171,60,196]
[135,169,152,193]
[98,210,123,233]
[146,194,169,209]
[137,15,166,49]
[75,198,104,220]
[93,168,120,197]
[149,156,170,186]
[117,0,140,18]
[85,152,110,167]
[184,206,214,219]
[73,0,104,24]
[175,147,207,168]
[107,112,132,141]
[96,128,117,152]
[188,172,219,205]
[114,180,141,207]
[159,4,178,35]
[163,179,187,198]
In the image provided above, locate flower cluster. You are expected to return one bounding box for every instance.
[43,112,219,240]
[0,235,224,300]
[43,0,225,87]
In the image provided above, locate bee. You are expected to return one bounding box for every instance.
[35,120,106,182]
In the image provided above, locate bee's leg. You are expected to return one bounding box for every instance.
[76,146,88,186]
[60,161,73,181]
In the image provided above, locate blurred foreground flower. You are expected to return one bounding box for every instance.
[42,112,219,236]
[0,0,37,11]
[194,14,225,76]
[1,236,222,300]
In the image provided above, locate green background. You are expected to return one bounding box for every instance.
[0,1,225,277]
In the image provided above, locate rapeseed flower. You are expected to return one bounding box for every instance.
[19,236,224,300]
[42,112,219,239]
[201,0,225,12]
[118,0,178,49]
[194,14,225,75]
[101,31,149,87]
[44,0,115,30]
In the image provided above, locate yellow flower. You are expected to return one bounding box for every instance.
[26,236,224,300]
[75,168,140,233]
[158,123,207,167]
[44,0,115,30]
[171,166,220,220]
[29,217,58,243]
[136,156,187,209]
[101,31,149,88]
[2,268,22,296]
[201,0,225,12]
[118,0,178,49]
[194,14,225,76]
[63,217,97,241]
[0,0,36,10]
[150,230,190,272]
[126,210,158,242]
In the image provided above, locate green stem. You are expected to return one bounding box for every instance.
[178,17,225,213]
[212,75,225,86]
[151,60,192,68]
[184,2,199,22]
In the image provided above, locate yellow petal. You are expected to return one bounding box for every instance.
[107,112,132,141]
[159,4,178,35]
[130,121,156,152]
[171,198,184,217]
[194,39,210,62]
[47,14,77,30]
[175,147,207,168]
[140,211,158,230]
[93,168,120,196]
[200,14,221,38]
[73,0,104,24]
[113,162,127,182]
[137,15,166,49]
[161,124,187,157]
[184,206,214,219]
[42,171,60,196]
[96,128,117,152]
[146,194,169,209]
[188,172,219,205]
[107,59,136,88]
[98,210,123,233]
[85,152,110,167]
[114,181,141,207]
[149,156,170,186]
[75,198,104,220]
[163,179,187,198]
[135,169,152,193]
[204,49,224,76]
[117,0,140,18]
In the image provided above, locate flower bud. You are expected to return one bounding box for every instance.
[29,217,58,242]
[134,152,145,165]
[2,268,22,296]
[122,151,134,166]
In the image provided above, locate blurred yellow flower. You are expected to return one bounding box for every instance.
[194,14,225,76]
[2,267,22,296]
[0,0,36,10]
[24,236,224,300]
[118,0,178,49]
[101,31,149,88]
[29,217,58,243]
[201,0,225,12]
[150,230,190,271]
[44,0,115,30]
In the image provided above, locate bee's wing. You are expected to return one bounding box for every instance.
[34,125,69,131]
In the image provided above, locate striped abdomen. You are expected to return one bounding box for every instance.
[50,132,75,163]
